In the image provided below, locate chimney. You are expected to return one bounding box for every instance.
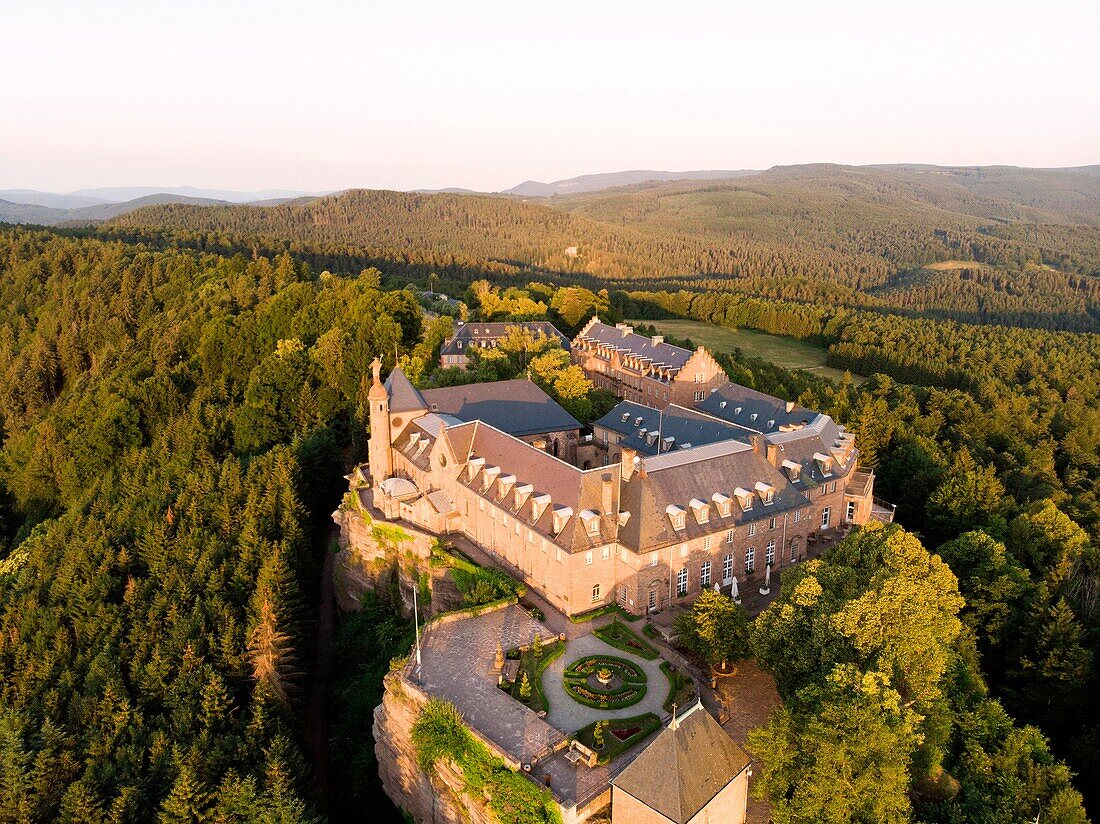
[750,434,765,456]
[601,473,615,517]
[786,400,796,413]
[621,447,638,481]
[766,442,780,467]
[651,335,664,345]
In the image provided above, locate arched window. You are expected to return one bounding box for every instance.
[591,583,602,602]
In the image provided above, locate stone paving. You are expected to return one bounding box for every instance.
[542,634,670,733]
[412,604,563,765]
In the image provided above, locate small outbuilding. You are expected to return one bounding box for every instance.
[610,703,751,824]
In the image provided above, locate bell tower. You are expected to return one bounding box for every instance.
[367,357,392,487]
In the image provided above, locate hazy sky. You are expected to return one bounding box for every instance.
[3,0,1098,193]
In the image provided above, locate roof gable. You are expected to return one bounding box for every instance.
[421,379,581,437]
[612,705,750,824]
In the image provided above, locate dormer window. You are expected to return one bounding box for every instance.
[621,412,630,422]
[514,483,533,510]
[552,506,574,535]
[646,432,658,447]
[498,474,517,499]
[482,466,500,492]
[719,401,727,409]
[666,505,687,531]
[634,416,643,427]
[531,494,552,522]
[734,487,753,511]
[662,436,675,452]
[689,499,709,524]
[782,460,803,482]
[734,407,742,415]
[712,493,732,517]
[750,413,758,422]
[579,509,600,536]
[467,457,485,480]
[755,482,776,505]
[814,452,833,476]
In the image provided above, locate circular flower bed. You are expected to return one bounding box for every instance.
[563,655,648,709]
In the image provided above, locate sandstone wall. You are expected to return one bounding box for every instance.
[374,674,499,824]
[333,506,465,616]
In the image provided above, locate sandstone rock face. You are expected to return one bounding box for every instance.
[374,674,497,824]
[333,507,464,616]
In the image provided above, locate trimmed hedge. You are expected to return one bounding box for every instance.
[567,603,641,624]
[660,661,695,714]
[563,654,648,710]
[573,712,662,764]
[594,621,660,660]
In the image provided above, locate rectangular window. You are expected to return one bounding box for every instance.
[650,552,659,567]
[619,585,628,603]
[748,523,756,537]
[701,560,712,587]
[745,547,756,574]
[602,546,610,560]
[677,567,688,597]
[723,554,733,582]
[790,540,798,563]
[725,529,734,544]
[769,517,776,530]
[821,507,831,529]
[829,481,837,494]
[649,589,657,611]
[793,509,801,523]
[680,544,688,558]
[693,390,704,402]
[703,536,712,551]
[585,551,593,565]
[766,540,775,566]
[846,501,856,522]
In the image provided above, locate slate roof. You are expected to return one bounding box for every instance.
[594,401,751,456]
[441,421,612,552]
[575,320,693,372]
[421,379,581,437]
[440,321,569,356]
[697,383,815,433]
[765,413,858,484]
[618,439,810,552]
[612,704,750,824]
[384,367,429,413]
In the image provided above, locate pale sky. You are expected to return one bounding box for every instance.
[2,0,1098,193]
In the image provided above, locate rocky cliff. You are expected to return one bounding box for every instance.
[333,504,464,616]
[374,674,499,824]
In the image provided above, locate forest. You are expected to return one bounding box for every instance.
[105,164,1100,333]
[1,183,1099,823]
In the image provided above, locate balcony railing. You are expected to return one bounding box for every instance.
[870,497,896,523]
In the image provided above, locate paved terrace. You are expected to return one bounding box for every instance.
[408,604,635,809]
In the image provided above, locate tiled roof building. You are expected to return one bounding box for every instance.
[439,321,570,368]
[571,317,729,409]
[611,703,751,824]
[360,330,879,616]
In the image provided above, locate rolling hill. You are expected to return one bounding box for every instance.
[106,164,1100,331]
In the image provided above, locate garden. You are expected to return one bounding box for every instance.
[562,654,648,709]
[573,713,662,764]
[501,634,564,715]
[593,620,659,660]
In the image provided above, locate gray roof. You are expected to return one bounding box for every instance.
[618,439,810,552]
[612,705,750,824]
[577,320,693,372]
[697,383,814,433]
[384,367,429,413]
[440,321,569,355]
[442,421,612,552]
[421,379,581,437]
[595,401,751,456]
[765,413,858,484]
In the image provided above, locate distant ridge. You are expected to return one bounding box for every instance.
[503,169,760,198]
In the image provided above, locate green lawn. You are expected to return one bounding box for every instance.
[626,318,865,385]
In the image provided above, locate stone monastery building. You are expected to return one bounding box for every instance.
[365,318,881,617]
